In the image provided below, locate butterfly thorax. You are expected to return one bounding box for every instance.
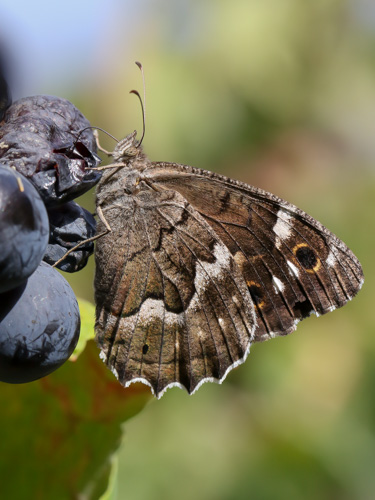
[96,132,153,208]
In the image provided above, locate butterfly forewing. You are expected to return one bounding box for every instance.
[145,162,364,342]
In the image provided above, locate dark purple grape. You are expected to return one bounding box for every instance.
[44,201,96,272]
[0,95,101,207]
[0,165,49,293]
[0,261,80,384]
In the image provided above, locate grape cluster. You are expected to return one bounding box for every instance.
[0,50,101,383]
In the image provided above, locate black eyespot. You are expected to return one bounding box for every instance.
[142,344,149,355]
[248,283,264,307]
[295,245,318,270]
[293,297,314,317]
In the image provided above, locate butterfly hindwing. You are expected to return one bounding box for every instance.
[95,185,255,398]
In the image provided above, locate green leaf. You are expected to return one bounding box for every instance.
[72,298,96,360]
[0,340,151,499]
[99,455,119,500]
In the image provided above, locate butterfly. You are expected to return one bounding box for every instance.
[93,135,363,398]
[93,66,364,399]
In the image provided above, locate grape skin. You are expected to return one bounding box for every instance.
[44,201,97,272]
[0,262,81,383]
[0,165,49,293]
[0,95,101,207]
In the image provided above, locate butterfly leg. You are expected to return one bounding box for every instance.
[93,129,113,156]
[52,206,111,268]
[141,177,164,193]
[91,162,126,171]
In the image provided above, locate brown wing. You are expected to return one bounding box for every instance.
[94,187,255,398]
[146,162,364,342]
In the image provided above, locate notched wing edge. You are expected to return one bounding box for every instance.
[99,337,253,399]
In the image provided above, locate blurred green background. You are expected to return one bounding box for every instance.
[1,0,375,498]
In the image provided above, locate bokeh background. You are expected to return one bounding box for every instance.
[1,1,374,498]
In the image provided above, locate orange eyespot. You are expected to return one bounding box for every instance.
[292,243,321,273]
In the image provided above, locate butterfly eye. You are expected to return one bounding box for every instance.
[293,243,321,272]
[126,146,139,157]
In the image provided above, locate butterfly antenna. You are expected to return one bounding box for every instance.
[75,126,119,146]
[70,126,119,158]
[130,60,146,147]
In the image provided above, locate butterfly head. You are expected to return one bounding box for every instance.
[112,130,143,162]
